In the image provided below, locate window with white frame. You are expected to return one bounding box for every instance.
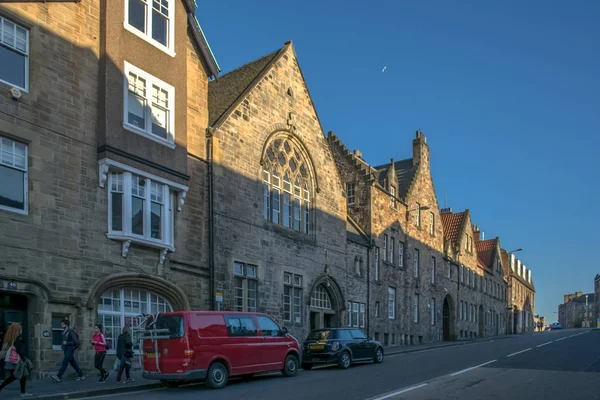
[346,182,355,205]
[98,288,173,353]
[398,241,404,267]
[262,138,311,234]
[431,256,436,284]
[0,16,29,91]
[375,247,380,280]
[390,186,396,208]
[388,287,396,319]
[124,0,174,54]
[413,293,419,323]
[347,302,364,328]
[415,202,421,226]
[429,212,434,235]
[311,285,332,310]
[283,272,302,324]
[108,171,175,248]
[375,301,380,318]
[0,136,27,214]
[383,234,388,262]
[124,63,175,147]
[389,237,394,264]
[414,248,419,278]
[51,314,69,350]
[431,298,436,325]
[233,262,257,312]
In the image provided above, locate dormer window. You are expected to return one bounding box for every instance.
[390,186,396,208]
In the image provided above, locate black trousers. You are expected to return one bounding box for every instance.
[116,357,131,381]
[0,370,26,393]
[95,351,107,376]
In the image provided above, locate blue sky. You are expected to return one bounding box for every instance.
[197,0,600,322]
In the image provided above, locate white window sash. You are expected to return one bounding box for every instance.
[0,16,30,91]
[123,0,176,56]
[0,136,28,215]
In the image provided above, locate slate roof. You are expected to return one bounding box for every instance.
[440,211,467,244]
[347,217,370,246]
[208,47,283,126]
[572,293,595,304]
[373,159,415,199]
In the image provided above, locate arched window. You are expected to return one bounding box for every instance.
[311,285,332,310]
[97,288,173,352]
[262,136,312,233]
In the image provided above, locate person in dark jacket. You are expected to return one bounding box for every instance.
[0,322,32,397]
[116,326,135,383]
[51,319,85,383]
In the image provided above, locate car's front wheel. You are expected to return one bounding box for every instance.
[282,354,298,377]
[373,347,384,363]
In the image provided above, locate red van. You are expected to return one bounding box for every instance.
[140,311,300,389]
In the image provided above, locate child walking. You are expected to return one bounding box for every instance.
[91,324,109,383]
[0,323,33,397]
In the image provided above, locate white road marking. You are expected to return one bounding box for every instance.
[507,348,532,357]
[556,337,568,342]
[536,341,553,348]
[450,360,497,376]
[370,383,429,400]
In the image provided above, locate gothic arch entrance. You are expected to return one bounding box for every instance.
[308,276,344,330]
[442,294,456,341]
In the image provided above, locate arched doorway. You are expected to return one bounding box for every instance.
[442,295,456,341]
[0,293,29,376]
[478,305,485,337]
[309,284,337,330]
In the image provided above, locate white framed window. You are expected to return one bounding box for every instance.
[0,16,29,91]
[108,171,174,248]
[352,302,359,327]
[375,247,380,281]
[389,238,394,264]
[51,314,69,350]
[0,136,28,214]
[98,288,173,353]
[398,241,404,267]
[360,303,365,328]
[415,202,421,226]
[414,248,419,278]
[283,272,303,324]
[123,62,175,148]
[346,182,355,205]
[383,234,388,262]
[375,301,380,318]
[283,173,292,228]
[431,256,436,284]
[413,293,419,323]
[311,285,332,310]
[390,186,396,208]
[124,0,175,56]
[388,287,396,319]
[429,212,434,235]
[431,298,436,325]
[234,262,258,312]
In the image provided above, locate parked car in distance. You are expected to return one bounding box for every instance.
[301,328,383,370]
[140,311,300,389]
[550,322,562,330]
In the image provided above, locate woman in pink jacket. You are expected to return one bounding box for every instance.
[91,324,109,383]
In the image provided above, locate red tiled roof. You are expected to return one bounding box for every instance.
[440,211,467,244]
[476,238,497,271]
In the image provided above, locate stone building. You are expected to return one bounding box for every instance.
[205,42,368,342]
[558,292,594,328]
[594,275,600,325]
[0,0,219,375]
[501,250,536,333]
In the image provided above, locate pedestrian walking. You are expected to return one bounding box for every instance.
[116,341,134,384]
[92,324,109,383]
[0,323,33,397]
[51,319,85,383]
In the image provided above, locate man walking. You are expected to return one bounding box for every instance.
[51,319,85,382]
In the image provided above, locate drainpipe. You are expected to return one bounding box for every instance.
[207,127,216,311]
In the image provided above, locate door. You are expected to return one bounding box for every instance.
[350,329,370,359]
[256,315,288,369]
[442,299,450,341]
[310,312,319,331]
[224,314,263,375]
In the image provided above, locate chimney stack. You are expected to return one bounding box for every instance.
[510,253,515,271]
[412,129,430,168]
[353,149,362,158]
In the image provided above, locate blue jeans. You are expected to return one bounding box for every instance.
[57,347,83,378]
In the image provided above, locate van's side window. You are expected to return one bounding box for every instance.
[225,316,257,337]
[257,315,280,336]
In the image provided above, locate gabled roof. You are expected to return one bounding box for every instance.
[347,216,370,246]
[373,159,415,199]
[440,211,467,244]
[476,238,497,272]
[208,47,283,126]
[188,14,220,78]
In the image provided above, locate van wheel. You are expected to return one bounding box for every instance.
[206,362,228,389]
[282,354,298,377]
[338,351,351,369]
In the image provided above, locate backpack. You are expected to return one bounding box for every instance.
[71,330,80,350]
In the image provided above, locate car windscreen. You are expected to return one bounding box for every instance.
[306,330,336,341]
[149,315,184,338]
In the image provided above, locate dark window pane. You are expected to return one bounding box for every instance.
[128,0,146,33]
[0,165,24,210]
[151,202,162,239]
[132,196,144,235]
[226,316,257,337]
[52,330,63,346]
[111,192,123,231]
[152,11,167,46]
[0,46,26,89]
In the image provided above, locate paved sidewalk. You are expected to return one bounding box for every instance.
[1,371,163,400]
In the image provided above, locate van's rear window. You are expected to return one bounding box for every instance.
[150,315,184,338]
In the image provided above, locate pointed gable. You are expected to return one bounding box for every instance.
[208,47,283,127]
[374,158,415,200]
[440,210,467,244]
[476,237,497,272]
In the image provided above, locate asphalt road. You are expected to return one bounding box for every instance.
[89,329,600,400]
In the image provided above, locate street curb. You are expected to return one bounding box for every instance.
[24,382,165,400]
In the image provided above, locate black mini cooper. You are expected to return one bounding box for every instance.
[301,328,384,370]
